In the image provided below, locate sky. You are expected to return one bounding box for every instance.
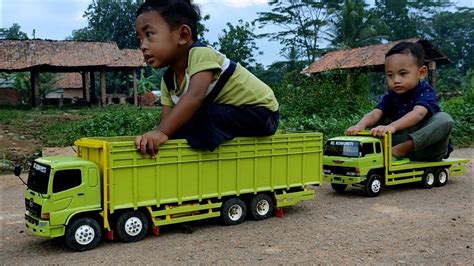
[1,0,473,67]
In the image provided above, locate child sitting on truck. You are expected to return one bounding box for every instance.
[346,42,453,161]
[134,0,279,158]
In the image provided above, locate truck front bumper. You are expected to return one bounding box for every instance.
[25,212,65,238]
[323,174,364,185]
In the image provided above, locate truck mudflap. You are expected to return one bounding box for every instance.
[25,212,65,238]
[274,188,315,208]
[323,174,364,185]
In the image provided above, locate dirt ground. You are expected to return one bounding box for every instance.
[0,143,472,264]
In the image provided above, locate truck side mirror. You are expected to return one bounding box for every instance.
[14,165,22,177]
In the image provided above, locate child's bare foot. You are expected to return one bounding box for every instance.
[392,139,415,157]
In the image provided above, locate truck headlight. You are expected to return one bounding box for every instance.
[323,169,331,174]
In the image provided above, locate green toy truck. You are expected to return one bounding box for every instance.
[323,131,468,197]
[18,132,323,251]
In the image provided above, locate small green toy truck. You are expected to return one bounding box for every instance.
[323,131,468,197]
[19,132,323,251]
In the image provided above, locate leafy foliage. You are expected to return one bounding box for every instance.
[0,23,28,39]
[41,106,162,146]
[217,20,261,68]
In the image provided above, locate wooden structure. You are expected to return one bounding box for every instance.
[303,38,452,87]
[0,40,145,107]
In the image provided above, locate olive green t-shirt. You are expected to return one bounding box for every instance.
[160,45,279,112]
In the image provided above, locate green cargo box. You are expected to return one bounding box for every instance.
[75,132,323,214]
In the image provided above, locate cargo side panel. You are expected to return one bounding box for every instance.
[77,133,323,214]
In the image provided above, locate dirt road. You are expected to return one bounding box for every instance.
[1,149,472,264]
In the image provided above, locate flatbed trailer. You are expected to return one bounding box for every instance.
[323,131,468,196]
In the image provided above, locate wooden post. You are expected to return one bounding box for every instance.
[133,69,138,106]
[428,61,437,88]
[30,70,41,107]
[90,72,96,105]
[82,71,91,102]
[100,69,107,106]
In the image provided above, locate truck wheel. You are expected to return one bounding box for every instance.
[421,169,435,189]
[115,211,148,243]
[434,168,449,187]
[249,194,274,221]
[365,174,382,197]
[65,217,101,252]
[221,198,247,225]
[331,183,347,193]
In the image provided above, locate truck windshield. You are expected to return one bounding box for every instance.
[324,140,360,158]
[27,162,51,194]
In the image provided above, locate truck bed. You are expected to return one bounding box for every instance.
[390,158,469,171]
[75,132,323,213]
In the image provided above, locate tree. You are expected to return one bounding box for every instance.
[328,0,382,49]
[0,23,28,40]
[217,20,262,68]
[373,0,452,41]
[70,0,144,49]
[425,7,473,75]
[255,0,341,63]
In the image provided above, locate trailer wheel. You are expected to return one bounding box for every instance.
[365,174,382,197]
[434,168,449,187]
[331,183,347,193]
[221,198,247,225]
[65,217,101,252]
[421,169,435,189]
[249,194,274,221]
[115,211,148,243]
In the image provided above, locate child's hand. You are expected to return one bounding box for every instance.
[346,124,365,135]
[370,125,396,137]
[135,130,169,159]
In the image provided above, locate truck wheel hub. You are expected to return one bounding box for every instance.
[125,217,143,236]
[229,205,242,221]
[371,180,381,193]
[257,200,270,215]
[75,225,95,245]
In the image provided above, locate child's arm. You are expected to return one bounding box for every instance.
[346,109,383,135]
[370,105,428,136]
[135,70,214,158]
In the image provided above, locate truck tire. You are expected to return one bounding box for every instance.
[365,174,382,197]
[434,168,449,187]
[115,211,148,243]
[249,194,274,221]
[65,217,102,252]
[221,198,247,225]
[421,169,435,189]
[331,183,347,193]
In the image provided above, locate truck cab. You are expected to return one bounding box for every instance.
[323,135,384,193]
[24,156,102,239]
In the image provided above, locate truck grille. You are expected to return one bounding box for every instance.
[25,198,42,217]
[324,165,357,176]
[25,214,39,225]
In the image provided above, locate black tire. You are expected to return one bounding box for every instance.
[421,169,435,189]
[249,194,274,221]
[221,198,247,225]
[331,183,347,193]
[115,211,148,243]
[434,168,449,187]
[365,174,383,197]
[65,217,102,252]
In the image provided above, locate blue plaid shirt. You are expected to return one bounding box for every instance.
[376,81,440,121]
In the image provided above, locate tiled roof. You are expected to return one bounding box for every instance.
[109,49,146,68]
[0,40,144,71]
[303,38,451,74]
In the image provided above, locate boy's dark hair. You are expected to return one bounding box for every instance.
[385,42,425,67]
[136,0,200,41]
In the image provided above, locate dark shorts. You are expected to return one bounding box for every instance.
[173,104,279,151]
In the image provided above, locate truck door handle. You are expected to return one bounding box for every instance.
[78,193,84,196]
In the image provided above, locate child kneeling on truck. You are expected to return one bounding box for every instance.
[346,42,453,162]
[134,0,279,158]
